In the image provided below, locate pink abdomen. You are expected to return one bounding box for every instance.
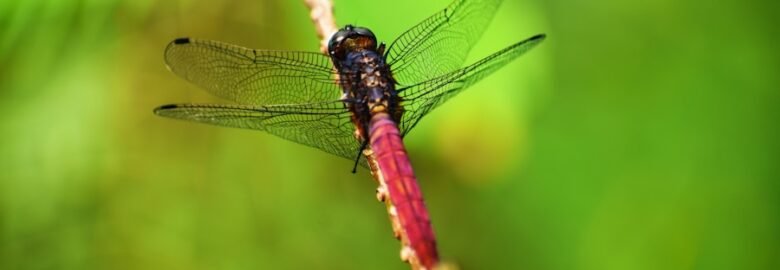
[369,112,438,269]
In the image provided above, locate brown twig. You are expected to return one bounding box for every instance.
[304,0,338,54]
[304,1,441,269]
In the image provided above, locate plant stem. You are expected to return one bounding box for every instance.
[303,1,443,269]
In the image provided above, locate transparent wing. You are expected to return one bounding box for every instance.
[385,0,502,86]
[397,34,545,136]
[164,38,341,105]
[154,101,363,163]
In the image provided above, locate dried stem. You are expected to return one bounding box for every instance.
[304,0,338,54]
[304,1,440,269]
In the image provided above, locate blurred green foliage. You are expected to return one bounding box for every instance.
[1,0,778,269]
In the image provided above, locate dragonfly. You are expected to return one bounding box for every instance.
[155,0,544,268]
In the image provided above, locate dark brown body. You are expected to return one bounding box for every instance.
[333,44,403,142]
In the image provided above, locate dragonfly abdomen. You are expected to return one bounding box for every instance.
[369,112,438,268]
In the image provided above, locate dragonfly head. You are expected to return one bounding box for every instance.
[328,25,377,60]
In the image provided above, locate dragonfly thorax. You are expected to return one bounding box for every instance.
[340,50,396,109]
[332,40,402,144]
[328,25,397,112]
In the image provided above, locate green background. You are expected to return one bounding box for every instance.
[1,0,777,269]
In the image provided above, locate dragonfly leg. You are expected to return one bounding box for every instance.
[351,139,369,173]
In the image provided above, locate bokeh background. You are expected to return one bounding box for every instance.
[1,0,778,269]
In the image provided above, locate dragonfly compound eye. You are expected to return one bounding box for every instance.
[328,25,378,59]
[351,26,377,50]
[328,30,350,57]
[352,27,376,40]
